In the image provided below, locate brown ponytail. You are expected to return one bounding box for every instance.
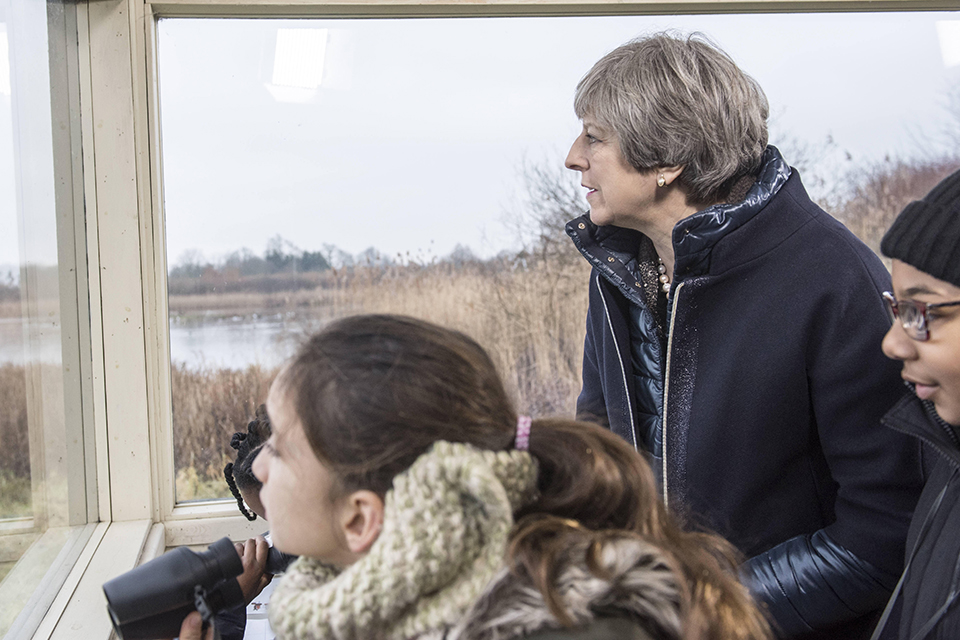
[511,418,772,640]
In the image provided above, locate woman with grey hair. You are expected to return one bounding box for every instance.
[565,33,924,639]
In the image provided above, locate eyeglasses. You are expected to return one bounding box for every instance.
[882,291,960,341]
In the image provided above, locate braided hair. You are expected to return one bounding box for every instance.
[224,404,271,520]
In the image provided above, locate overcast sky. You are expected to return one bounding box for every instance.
[2,11,960,271]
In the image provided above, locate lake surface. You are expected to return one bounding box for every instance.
[0,317,61,366]
[168,312,309,370]
[0,313,311,370]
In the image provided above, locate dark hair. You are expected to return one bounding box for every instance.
[278,314,771,639]
[224,404,271,521]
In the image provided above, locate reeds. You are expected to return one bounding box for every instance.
[321,258,592,417]
[170,258,591,500]
[0,364,31,517]
[171,362,276,500]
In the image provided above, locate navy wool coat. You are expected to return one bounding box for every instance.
[566,147,925,639]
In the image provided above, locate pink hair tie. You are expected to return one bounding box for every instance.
[515,416,532,451]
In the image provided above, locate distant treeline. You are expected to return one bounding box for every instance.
[170,236,333,279]
[0,284,18,303]
[168,234,487,296]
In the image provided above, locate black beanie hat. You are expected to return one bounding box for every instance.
[881,168,960,288]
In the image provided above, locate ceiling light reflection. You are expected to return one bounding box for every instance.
[267,28,327,103]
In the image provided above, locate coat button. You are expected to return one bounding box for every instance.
[635,282,641,287]
[578,223,585,229]
[607,257,614,262]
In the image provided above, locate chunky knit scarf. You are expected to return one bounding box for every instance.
[268,441,539,640]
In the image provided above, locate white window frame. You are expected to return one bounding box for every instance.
[21,0,950,638]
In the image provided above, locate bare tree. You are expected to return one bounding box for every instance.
[504,156,586,267]
[833,157,960,257]
[945,79,960,152]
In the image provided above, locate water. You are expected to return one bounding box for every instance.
[0,317,61,366]
[168,312,313,370]
[0,314,309,370]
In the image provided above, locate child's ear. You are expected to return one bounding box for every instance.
[339,490,384,556]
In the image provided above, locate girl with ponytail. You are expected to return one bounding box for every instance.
[175,314,772,640]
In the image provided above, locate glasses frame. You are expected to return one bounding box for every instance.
[882,291,960,341]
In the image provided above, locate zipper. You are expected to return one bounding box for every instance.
[661,281,684,508]
[596,273,637,449]
[886,418,960,472]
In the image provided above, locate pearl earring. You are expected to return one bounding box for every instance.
[657,174,666,187]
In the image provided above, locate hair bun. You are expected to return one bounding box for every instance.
[230,431,247,450]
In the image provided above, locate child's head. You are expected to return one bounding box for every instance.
[252,315,660,558]
[252,314,770,639]
[881,168,960,425]
[224,404,271,520]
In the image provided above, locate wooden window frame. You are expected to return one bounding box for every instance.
[23,0,953,637]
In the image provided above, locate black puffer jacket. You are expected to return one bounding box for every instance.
[874,392,960,640]
[566,147,925,639]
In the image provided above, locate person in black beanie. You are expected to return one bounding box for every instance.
[872,167,960,640]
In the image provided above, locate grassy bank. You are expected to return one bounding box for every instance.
[0,363,30,518]
[170,258,591,501]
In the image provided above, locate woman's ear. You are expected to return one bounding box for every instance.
[338,490,384,556]
[658,165,684,186]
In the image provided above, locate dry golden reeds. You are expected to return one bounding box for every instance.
[170,259,591,499]
[0,364,31,517]
[321,259,591,416]
[171,362,276,500]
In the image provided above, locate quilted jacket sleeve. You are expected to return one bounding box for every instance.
[741,530,897,636]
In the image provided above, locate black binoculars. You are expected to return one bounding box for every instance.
[102,536,297,639]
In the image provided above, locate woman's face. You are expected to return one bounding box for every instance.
[565,116,657,230]
[253,379,354,563]
[882,259,960,426]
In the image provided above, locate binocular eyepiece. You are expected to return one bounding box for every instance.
[102,536,296,639]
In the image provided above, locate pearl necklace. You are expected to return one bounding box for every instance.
[657,258,671,293]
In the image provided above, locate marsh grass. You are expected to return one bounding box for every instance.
[321,259,591,418]
[0,364,30,516]
[0,472,30,519]
[172,363,276,501]
[832,158,960,258]
[171,258,592,500]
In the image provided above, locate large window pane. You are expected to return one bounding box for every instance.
[0,1,92,636]
[157,13,960,505]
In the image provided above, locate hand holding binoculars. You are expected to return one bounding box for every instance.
[102,536,296,639]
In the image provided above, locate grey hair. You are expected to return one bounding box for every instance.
[574,32,769,203]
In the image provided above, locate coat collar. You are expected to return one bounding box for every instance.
[672,146,791,278]
[883,386,960,468]
[566,146,792,287]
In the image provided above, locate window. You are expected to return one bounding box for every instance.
[0,1,95,637]
[2,2,956,637]
[155,10,960,510]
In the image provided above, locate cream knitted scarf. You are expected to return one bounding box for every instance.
[268,441,539,640]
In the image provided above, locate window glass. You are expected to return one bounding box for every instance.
[0,13,27,527]
[157,12,960,505]
[0,1,91,636]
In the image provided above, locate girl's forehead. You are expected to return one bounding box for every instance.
[892,260,960,299]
